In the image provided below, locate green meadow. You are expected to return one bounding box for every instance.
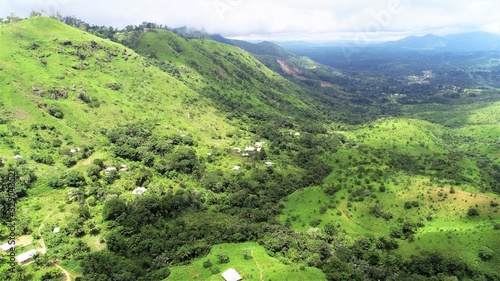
[166,242,326,281]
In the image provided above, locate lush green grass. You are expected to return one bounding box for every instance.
[281,117,500,273]
[166,242,326,281]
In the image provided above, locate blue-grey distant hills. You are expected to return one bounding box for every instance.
[379,32,500,51]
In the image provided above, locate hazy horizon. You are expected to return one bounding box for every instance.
[2,0,499,42]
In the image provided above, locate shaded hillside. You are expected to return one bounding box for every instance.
[209,34,349,88]
[135,29,372,125]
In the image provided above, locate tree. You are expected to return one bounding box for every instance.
[478,247,493,261]
[29,10,42,18]
[467,207,479,217]
[203,259,212,268]
[65,171,86,187]
[87,164,102,180]
[102,198,127,221]
[217,253,230,264]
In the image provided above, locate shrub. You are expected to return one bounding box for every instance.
[47,175,65,189]
[216,253,229,264]
[65,170,86,187]
[478,247,493,261]
[203,259,212,268]
[310,218,322,227]
[47,106,64,119]
[63,157,77,168]
[404,201,413,209]
[467,207,479,217]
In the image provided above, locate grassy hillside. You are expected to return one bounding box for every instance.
[135,29,369,125]
[1,16,499,281]
[0,17,340,281]
[166,242,326,281]
[281,117,500,277]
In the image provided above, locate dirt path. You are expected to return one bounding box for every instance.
[55,264,72,281]
[38,211,74,281]
[341,209,376,233]
[251,250,263,281]
[37,211,53,254]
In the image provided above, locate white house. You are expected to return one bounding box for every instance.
[0,241,15,252]
[16,249,37,264]
[255,142,264,148]
[104,167,116,174]
[222,268,243,281]
[242,153,249,157]
[132,186,147,195]
[265,161,273,167]
[14,154,22,159]
[294,132,301,136]
[244,146,255,152]
[234,147,242,153]
[53,227,60,233]
[233,166,241,171]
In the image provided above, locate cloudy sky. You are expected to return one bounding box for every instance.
[1,0,499,41]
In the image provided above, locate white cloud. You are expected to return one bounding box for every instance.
[1,0,498,41]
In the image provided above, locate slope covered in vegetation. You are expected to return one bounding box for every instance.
[0,16,499,281]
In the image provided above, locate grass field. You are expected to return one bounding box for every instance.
[166,242,326,281]
[281,117,500,274]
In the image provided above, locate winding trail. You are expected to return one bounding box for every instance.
[37,211,53,254]
[38,211,73,280]
[55,264,72,281]
[251,250,264,281]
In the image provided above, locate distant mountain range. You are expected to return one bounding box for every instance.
[379,32,500,51]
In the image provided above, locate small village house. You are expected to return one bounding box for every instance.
[16,249,38,264]
[132,186,147,195]
[221,268,243,281]
[104,167,117,174]
[0,241,15,252]
[244,146,255,152]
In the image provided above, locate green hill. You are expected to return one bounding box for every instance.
[0,16,499,281]
[0,17,340,280]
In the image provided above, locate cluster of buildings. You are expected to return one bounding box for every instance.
[0,241,38,264]
[232,141,274,171]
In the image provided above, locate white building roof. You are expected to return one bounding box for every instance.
[222,268,243,281]
[16,249,37,263]
[132,186,147,195]
[53,227,60,233]
[0,241,15,252]
[233,166,241,170]
[244,146,255,152]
